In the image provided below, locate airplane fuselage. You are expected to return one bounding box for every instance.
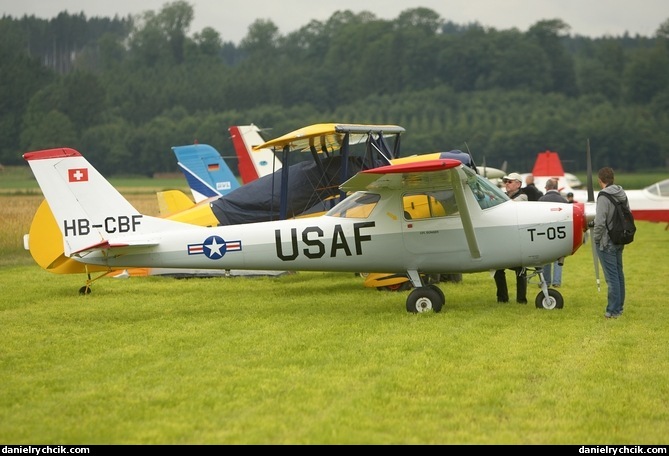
[71,190,584,275]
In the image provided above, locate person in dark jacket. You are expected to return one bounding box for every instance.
[494,173,528,304]
[522,174,544,201]
[538,178,568,287]
[593,167,629,319]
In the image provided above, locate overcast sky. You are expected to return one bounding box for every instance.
[2,0,668,44]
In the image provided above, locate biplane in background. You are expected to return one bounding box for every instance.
[24,145,593,313]
[523,150,669,228]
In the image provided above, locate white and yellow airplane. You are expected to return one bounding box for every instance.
[23,145,592,313]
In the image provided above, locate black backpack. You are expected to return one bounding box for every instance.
[598,192,636,245]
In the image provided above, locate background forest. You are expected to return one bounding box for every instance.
[2,0,669,177]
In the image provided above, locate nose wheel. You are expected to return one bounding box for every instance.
[535,288,564,309]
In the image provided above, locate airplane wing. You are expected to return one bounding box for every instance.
[255,123,405,155]
[340,159,462,192]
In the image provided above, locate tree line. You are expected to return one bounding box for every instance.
[1,0,668,176]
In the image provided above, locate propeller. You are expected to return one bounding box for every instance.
[586,139,601,291]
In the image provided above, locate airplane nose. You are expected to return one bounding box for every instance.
[571,202,589,254]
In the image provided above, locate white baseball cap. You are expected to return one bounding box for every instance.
[502,173,523,183]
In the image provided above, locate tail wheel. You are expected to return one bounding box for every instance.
[79,285,92,295]
[406,287,444,313]
[535,288,564,310]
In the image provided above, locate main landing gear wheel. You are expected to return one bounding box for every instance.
[406,287,444,313]
[428,284,444,303]
[535,288,564,310]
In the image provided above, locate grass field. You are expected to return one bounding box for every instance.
[1,174,668,444]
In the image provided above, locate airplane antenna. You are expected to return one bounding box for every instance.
[463,142,479,174]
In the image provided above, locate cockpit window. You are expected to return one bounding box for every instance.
[466,171,509,209]
[326,192,380,218]
[646,179,669,197]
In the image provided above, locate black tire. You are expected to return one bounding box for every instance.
[535,288,564,309]
[428,284,445,303]
[79,285,91,295]
[406,287,444,313]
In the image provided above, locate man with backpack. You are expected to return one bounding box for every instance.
[593,167,633,319]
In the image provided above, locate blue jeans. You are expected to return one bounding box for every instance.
[542,261,563,286]
[596,243,625,316]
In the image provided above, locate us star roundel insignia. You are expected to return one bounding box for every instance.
[187,235,242,260]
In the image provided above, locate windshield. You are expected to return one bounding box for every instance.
[466,170,509,209]
[326,192,380,218]
[645,179,669,197]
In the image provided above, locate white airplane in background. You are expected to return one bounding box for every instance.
[23,146,593,313]
[522,150,669,227]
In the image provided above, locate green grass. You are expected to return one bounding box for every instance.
[1,221,668,444]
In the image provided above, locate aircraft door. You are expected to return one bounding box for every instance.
[401,191,469,255]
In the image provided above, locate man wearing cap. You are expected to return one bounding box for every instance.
[494,173,528,304]
[539,178,569,287]
[501,173,528,201]
[566,192,575,203]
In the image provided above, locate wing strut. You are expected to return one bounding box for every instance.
[452,169,481,259]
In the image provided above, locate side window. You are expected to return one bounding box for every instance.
[403,191,458,220]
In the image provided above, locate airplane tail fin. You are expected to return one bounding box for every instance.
[228,124,281,184]
[172,144,240,202]
[23,148,183,257]
[532,150,565,177]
